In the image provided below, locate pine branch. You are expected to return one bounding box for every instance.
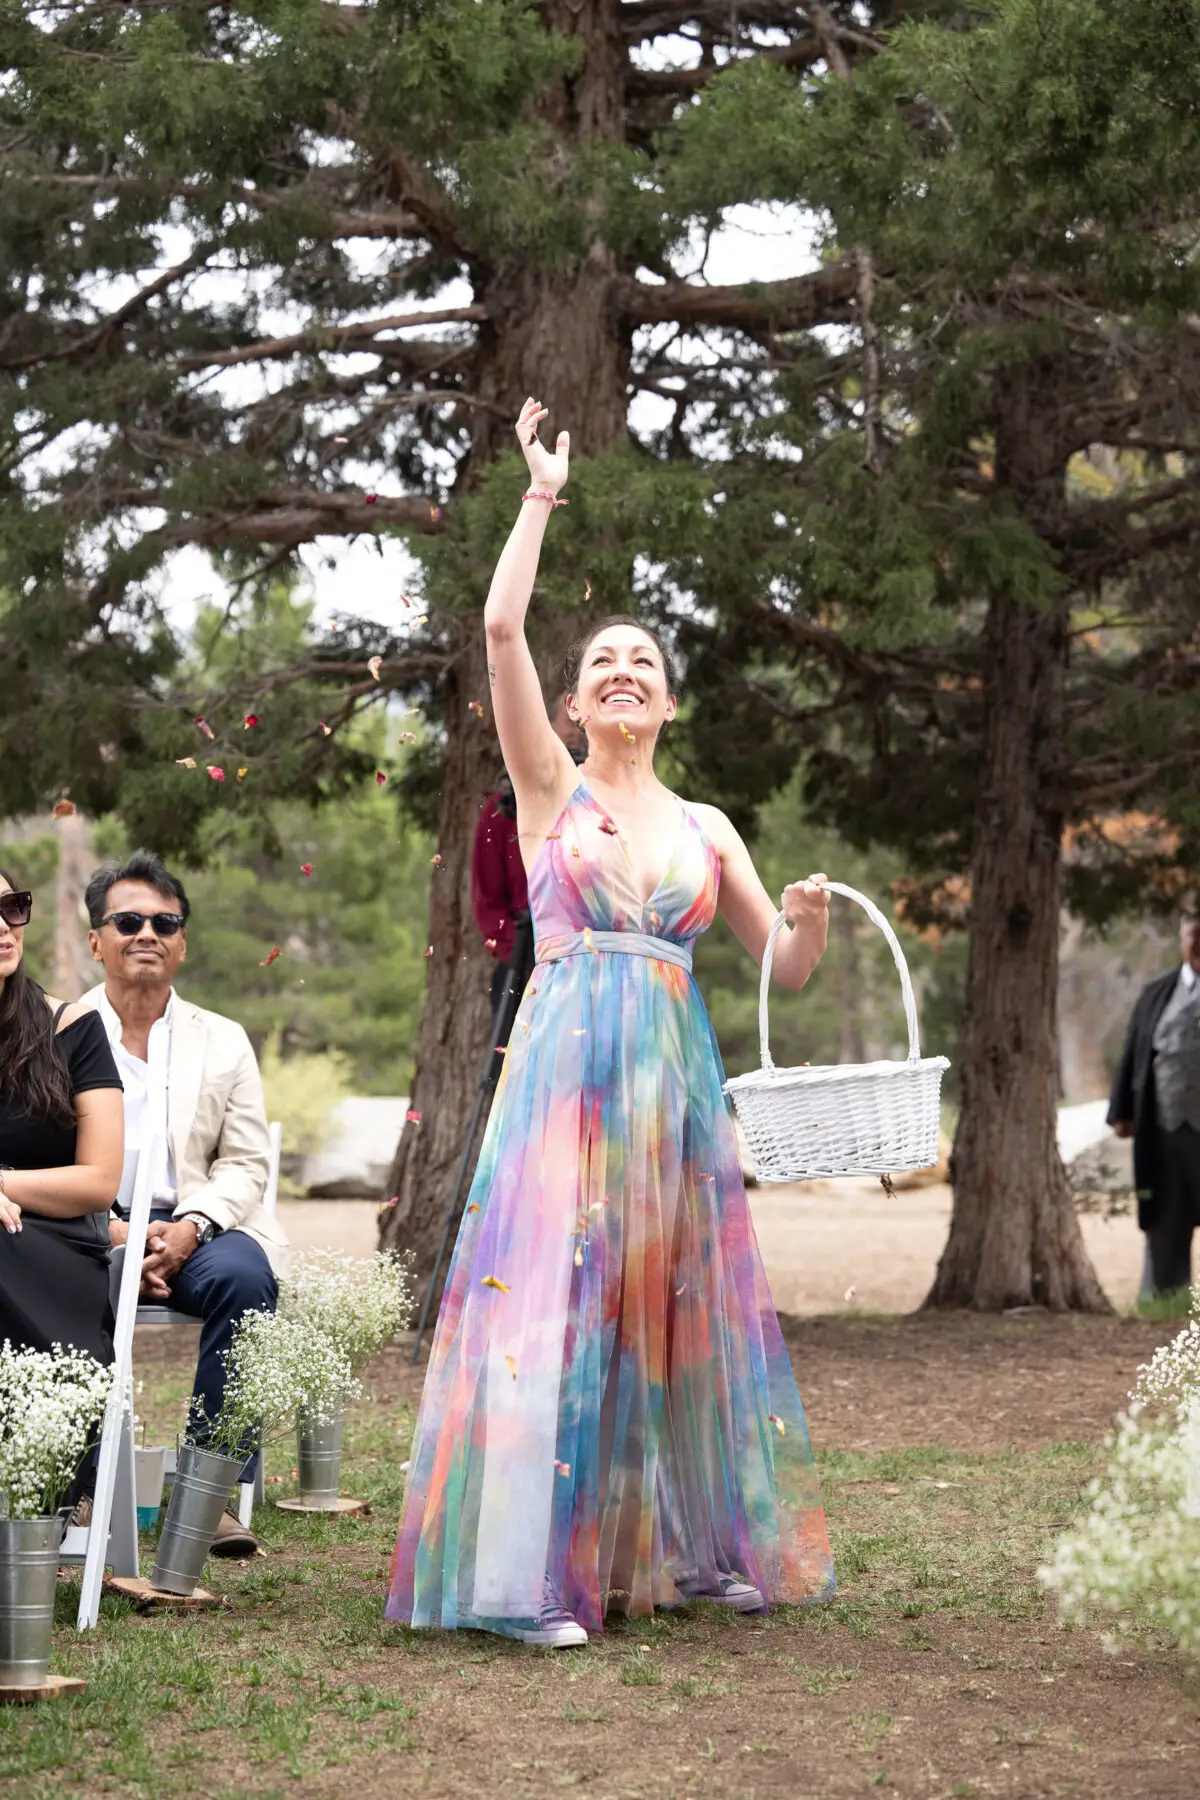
[17,177,428,244]
[628,41,825,96]
[5,247,211,370]
[162,490,450,549]
[620,0,877,50]
[620,263,858,331]
[177,305,487,373]
[1052,761,1170,813]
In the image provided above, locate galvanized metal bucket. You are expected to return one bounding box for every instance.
[150,1444,243,1595]
[0,1515,66,1685]
[296,1410,343,1505]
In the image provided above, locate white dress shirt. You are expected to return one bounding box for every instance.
[99,988,178,1210]
[1183,963,1197,994]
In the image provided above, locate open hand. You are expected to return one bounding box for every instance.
[782,873,831,928]
[516,397,569,494]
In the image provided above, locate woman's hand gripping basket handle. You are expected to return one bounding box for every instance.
[758,883,922,1074]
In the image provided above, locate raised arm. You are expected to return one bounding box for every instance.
[483,398,579,811]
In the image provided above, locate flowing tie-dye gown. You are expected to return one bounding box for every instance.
[387,780,835,1635]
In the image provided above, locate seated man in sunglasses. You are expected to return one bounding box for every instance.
[78,850,289,1557]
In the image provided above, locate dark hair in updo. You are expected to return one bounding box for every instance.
[562,615,681,701]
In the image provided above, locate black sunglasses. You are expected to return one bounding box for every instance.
[0,891,32,929]
[100,911,186,939]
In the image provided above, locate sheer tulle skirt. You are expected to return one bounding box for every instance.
[386,950,834,1635]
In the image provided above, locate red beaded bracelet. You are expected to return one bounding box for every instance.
[522,489,568,508]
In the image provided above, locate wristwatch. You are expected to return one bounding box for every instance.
[180,1212,218,1246]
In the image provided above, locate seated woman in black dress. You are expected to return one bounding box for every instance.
[0,867,124,1363]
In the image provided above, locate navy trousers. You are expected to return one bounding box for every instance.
[164,1228,279,1478]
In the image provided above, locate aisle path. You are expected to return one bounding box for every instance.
[278,1180,1144,1312]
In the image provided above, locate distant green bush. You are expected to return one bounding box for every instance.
[259,1031,354,1162]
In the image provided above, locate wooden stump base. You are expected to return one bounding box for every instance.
[103,1576,222,1612]
[275,1496,371,1516]
[0,1673,87,1704]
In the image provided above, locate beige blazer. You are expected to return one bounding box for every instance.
[80,985,290,1278]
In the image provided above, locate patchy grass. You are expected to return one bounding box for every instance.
[1135,1287,1194,1323]
[1,1318,1197,1798]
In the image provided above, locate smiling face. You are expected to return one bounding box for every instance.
[88,878,188,989]
[0,874,26,989]
[568,625,677,743]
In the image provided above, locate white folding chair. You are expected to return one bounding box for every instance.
[63,1147,151,1630]
[137,1123,283,1529]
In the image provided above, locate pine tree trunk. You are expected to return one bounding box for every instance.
[378,0,629,1289]
[924,585,1110,1311]
[53,808,93,1000]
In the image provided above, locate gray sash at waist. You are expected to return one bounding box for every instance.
[535,930,693,973]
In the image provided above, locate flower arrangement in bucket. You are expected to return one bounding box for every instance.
[0,1341,113,1686]
[1040,1291,1200,1658]
[276,1251,414,1511]
[151,1310,359,1596]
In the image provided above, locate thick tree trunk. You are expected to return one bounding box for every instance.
[924,586,1110,1311]
[379,0,629,1288]
[926,359,1110,1313]
[377,628,502,1274]
[53,808,93,999]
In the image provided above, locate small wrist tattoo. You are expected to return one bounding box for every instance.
[488,662,497,687]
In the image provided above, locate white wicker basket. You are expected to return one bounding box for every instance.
[724,882,950,1184]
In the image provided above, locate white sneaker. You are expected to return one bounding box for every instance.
[681,1574,765,1613]
[511,1598,588,1648]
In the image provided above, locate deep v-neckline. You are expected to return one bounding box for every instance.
[577,780,691,911]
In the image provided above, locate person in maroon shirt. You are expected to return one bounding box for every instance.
[472,697,583,1021]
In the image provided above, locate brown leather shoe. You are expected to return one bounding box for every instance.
[69,1495,93,1529]
[208,1508,260,1558]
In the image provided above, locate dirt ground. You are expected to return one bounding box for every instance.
[113,1169,1175,1800]
[279,1178,1146,1314]
[116,1308,1195,1800]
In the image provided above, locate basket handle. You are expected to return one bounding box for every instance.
[758,881,921,1073]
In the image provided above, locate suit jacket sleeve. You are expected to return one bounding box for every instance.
[1107,1000,1140,1126]
[174,1030,270,1232]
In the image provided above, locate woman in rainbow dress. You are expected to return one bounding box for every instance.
[387,399,836,1646]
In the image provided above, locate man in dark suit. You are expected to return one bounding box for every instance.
[1109,911,1200,1295]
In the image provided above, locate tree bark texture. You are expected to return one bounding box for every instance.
[379,0,630,1290]
[925,372,1110,1311]
[53,809,93,1000]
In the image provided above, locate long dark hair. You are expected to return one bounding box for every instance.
[0,866,74,1124]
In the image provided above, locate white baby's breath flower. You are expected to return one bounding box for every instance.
[0,1340,114,1518]
[1041,1289,1200,1660]
[187,1311,361,1456]
[278,1250,414,1372]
